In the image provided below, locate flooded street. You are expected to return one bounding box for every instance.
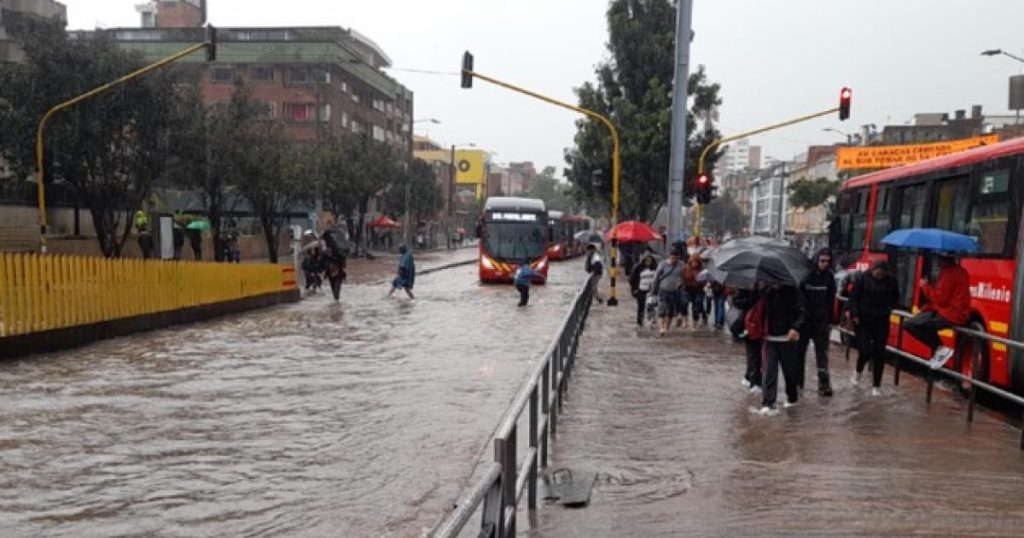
[0,256,585,537]
[527,305,1024,537]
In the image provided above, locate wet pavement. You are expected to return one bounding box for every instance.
[0,251,587,537]
[527,299,1024,537]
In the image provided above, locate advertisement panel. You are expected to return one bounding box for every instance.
[836,135,1000,170]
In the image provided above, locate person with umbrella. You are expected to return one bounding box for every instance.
[798,248,837,397]
[905,252,972,369]
[186,219,209,261]
[847,260,900,396]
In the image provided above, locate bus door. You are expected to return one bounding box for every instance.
[891,182,930,310]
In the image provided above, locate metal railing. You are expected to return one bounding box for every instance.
[433,274,597,537]
[836,297,1024,449]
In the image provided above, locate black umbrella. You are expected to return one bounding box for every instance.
[709,238,810,288]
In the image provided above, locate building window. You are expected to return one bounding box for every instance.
[255,102,276,119]
[284,103,330,123]
[210,65,234,83]
[340,81,349,94]
[287,67,329,85]
[250,65,274,82]
[352,92,361,104]
[373,125,387,142]
[341,111,350,129]
[351,120,361,134]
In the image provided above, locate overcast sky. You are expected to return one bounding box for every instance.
[63,0,1024,173]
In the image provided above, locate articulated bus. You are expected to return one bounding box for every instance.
[546,211,589,260]
[830,136,1024,392]
[479,197,550,284]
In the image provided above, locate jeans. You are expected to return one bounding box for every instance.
[797,323,832,389]
[903,310,954,353]
[713,293,727,328]
[856,318,890,388]
[516,283,530,306]
[763,340,800,408]
[686,289,705,322]
[745,339,763,388]
[634,290,648,325]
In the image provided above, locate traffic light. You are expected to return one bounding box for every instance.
[838,87,852,121]
[204,23,217,62]
[461,51,474,89]
[695,173,712,204]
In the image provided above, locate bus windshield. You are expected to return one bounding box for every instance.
[484,216,546,261]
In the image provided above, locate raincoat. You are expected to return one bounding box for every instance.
[921,263,971,325]
[394,247,416,290]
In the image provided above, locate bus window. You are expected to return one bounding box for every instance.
[968,169,1011,255]
[848,189,870,251]
[933,177,971,234]
[897,183,927,230]
[869,186,892,251]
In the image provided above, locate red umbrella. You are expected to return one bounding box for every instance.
[368,215,401,229]
[604,221,660,243]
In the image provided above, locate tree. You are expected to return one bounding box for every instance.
[235,122,309,263]
[700,190,746,237]
[379,158,443,225]
[164,84,266,261]
[563,0,724,223]
[320,134,402,253]
[522,166,574,212]
[787,177,839,210]
[0,19,179,257]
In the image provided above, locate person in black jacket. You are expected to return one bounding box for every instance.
[798,248,837,396]
[755,284,806,415]
[847,260,900,396]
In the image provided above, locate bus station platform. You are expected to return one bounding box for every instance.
[527,297,1024,537]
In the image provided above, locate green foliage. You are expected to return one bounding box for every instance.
[563,0,724,223]
[700,189,746,237]
[787,177,839,210]
[379,158,443,224]
[522,166,574,212]
[0,19,180,257]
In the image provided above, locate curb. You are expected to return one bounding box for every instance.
[418,258,477,277]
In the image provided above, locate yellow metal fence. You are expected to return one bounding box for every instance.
[0,253,293,337]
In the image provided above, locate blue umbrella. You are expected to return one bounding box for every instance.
[880,228,979,253]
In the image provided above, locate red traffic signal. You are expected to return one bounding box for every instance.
[839,87,852,121]
[461,51,474,89]
[696,173,710,186]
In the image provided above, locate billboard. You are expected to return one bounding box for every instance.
[455,149,487,185]
[836,135,1000,171]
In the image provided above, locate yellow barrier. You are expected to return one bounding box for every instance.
[0,253,293,337]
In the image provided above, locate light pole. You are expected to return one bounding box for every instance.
[765,156,787,239]
[981,48,1024,64]
[822,127,855,145]
[981,49,1024,124]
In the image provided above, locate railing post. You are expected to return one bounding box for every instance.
[550,357,558,437]
[529,385,539,509]
[894,317,903,387]
[967,336,979,423]
[926,368,934,404]
[503,427,517,538]
[541,362,550,466]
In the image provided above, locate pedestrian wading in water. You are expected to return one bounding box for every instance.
[389,245,416,299]
[847,260,899,396]
[514,261,543,306]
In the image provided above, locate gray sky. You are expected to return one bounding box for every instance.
[63,0,1024,174]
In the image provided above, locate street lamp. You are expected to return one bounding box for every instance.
[822,127,855,144]
[981,49,1024,64]
[414,118,441,124]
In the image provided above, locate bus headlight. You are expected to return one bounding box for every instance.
[481,255,495,270]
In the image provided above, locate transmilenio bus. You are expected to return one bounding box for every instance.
[478,197,550,284]
[830,136,1024,392]
[546,210,589,261]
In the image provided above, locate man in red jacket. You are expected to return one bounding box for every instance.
[904,253,972,369]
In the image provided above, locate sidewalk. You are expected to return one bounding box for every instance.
[527,294,1024,536]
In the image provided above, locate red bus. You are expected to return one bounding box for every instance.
[546,211,589,260]
[479,197,550,284]
[830,136,1024,392]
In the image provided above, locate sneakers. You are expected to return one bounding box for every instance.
[851,370,862,386]
[749,385,763,395]
[929,346,954,370]
[741,378,752,389]
[750,406,778,416]
[818,385,834,397]
[871,387,882,397]
[783,399,799,409]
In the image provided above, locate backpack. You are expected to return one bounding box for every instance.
[743,295,768,340]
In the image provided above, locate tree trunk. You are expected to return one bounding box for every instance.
[261,214,279,264]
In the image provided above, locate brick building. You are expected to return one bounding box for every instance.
[87,0,414,154]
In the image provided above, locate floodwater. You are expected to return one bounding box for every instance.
[0,257,586,537]
[526,306,1024,537]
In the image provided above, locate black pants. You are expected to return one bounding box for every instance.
[904,310,953,353]
[687,289,705,322]
[634,290,648,325]
[797,323,832,389]
[856,318,890,388]
[745,339,763,388]
[763,340,800,408]
[516,283,530,306]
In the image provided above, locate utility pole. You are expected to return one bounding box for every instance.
[776,161,787,239]
[667,0,694,244]
[449,144,456,249]
[314,64,324,236]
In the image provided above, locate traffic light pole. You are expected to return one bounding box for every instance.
[34,39,213,254]
[692,105,841,237]
[462,67,624,306]
[667,0,693,245]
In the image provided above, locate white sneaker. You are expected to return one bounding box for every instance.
[871,387,882,397]
[783,400,799,409]
[750,406,778,416]
[930,346,954,370]
[851,371,862,386]
[749,385,763,395]
[741,378,752,389]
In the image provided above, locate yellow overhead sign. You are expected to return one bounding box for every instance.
[836,135,999,170]
[455,149,486,185]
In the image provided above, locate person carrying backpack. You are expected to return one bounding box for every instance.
[653,248,686,336]
[753,283,806,416]
[733,285,766,392]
